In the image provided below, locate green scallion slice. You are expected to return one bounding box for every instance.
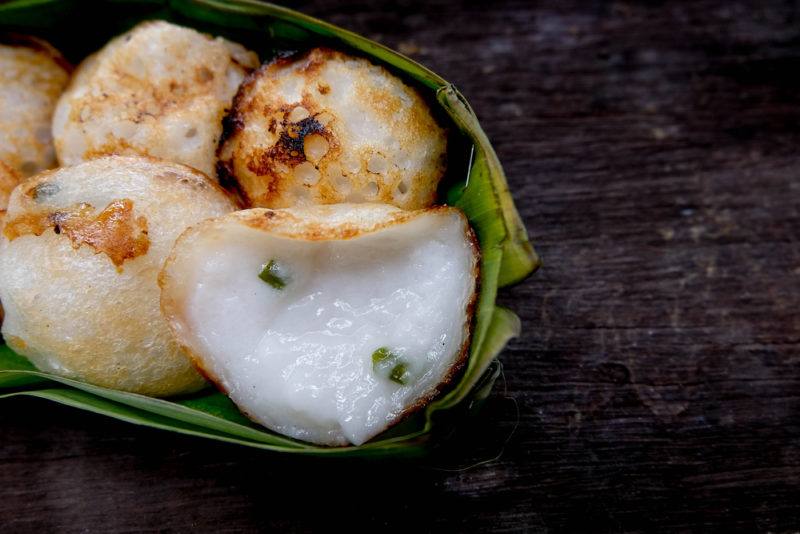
[258,260,286,289]
[389,363,410,385]
[372,347,411,385]
[371,347,393,366]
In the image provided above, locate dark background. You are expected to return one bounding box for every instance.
[4,0,800,531]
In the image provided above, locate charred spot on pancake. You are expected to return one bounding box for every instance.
[4,198,150,270]
[215,47,446,209]
[273,113,326,167]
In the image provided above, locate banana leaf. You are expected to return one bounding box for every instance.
[0,0,540,457]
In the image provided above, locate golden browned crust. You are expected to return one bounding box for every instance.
[217,47,446,210]
[0,160,20,211]
[217,51,342,207]
[1,161,26,330]
[0,36,70,178]
[52,22,258,176]
[147,154,237,200]
[0,33,72,73]
[4,198,150,270]
[5,335,26,350]
[2,211,50,239]
[82,136,146,162]
[182,342,228,395]
[235,205,467,242]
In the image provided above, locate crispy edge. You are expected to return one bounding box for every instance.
[0,33,72,73]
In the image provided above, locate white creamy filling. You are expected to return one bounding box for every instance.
[182,214,475,445]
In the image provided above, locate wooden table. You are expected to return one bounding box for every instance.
[3,0,800,531]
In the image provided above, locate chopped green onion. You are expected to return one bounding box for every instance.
[371,347,411,386]
[389,363,410,385]
[258,260,286,289]
[372,347,393,366]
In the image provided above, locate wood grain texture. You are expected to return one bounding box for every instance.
[2,0,800,531]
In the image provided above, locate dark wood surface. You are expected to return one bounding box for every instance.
[3,0,800,531]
